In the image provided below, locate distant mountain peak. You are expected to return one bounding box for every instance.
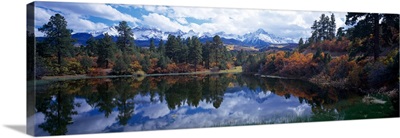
[63,27,296,47]
[255,28,268,34]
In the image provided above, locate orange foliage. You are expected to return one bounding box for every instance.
[280,52,315,77]
[274,51,286,70]
[131,61,142,71]
[328,55,358,80]
[166,63,179,73]
[87,68,107,76]
[310,38,351,52]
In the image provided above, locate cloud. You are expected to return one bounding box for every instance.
[121,89,313,131]
[34,2,143,34]
[64,14,108,33]
[35,2,348,41]
[139,5,348,40]
[175,17,188,24]
[34,7,56,27]
[141,13,189,32]
[36,2,139,23]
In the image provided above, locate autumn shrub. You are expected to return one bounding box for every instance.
[347,64,363,87]
[310,39,350,53]
[166,63,179,73]
[280,52,314,78]
[328,55,355,80]
[87,68,107,76]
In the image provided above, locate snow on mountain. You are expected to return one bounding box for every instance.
[69,27,296,47]
[133,27,168,40]
[215,31,244,41]
[85,26,119,37]
[242,28,295,44]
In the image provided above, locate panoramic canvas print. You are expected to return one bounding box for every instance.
[27,1,399,136]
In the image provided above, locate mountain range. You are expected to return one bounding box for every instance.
[38,27,297,48]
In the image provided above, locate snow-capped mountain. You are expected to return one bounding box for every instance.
[243,29,294,45]
[63,27,296,47]
[132,27,167,40]
[87,26,119,37]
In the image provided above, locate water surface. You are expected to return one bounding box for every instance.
[29,74,398,136]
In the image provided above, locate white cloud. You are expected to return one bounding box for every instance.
[137,102,170,119]
[65,14,108,33]
[34,6,110,34]
[175,17,188,24]
[142,13,189,32]
[36,2,139,23]
[35,2,348,40]
[287,103,310,116]
[139,5,347,40]
[34,7,55,27]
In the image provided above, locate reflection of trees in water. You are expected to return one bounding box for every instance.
[137,75,230,109]
[113,79,137,126]
[35,83,78,135]
[239,74,367,120]
[36,74,384,135]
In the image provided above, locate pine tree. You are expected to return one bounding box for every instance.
[202,41,211,69]
[310,13,336,42]
[141,55,151,73]
[336,27,345,40]
[328,13,336,40]
[346,13,399,61]
[297,38,306,52]
[97,33,116,68]
[113,55,128,75]
[157,55,167,69]
[116,21,135,53]
[212,35,223,68]
[158,39,165,55]
[85,37,98,56]
[39,13,75,66]
[310,20,320,43]
[180,41,189,63]
[235,49,245,66]
[189,36,203,71]
[149,38,156,52]
[165,35,180,62]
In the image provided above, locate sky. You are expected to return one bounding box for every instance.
[33,1,348,40]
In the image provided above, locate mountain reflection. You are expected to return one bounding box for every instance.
[33,74,396,136]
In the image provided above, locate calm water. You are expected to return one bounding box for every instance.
[29,74,399,136]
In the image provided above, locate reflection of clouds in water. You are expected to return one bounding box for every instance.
[34,90,313,135]
[136,102,170,119]
[176,108,188,114]
[287,103,310,116]
[69,98,119,134]
[28,112,48,136]
[74,98,94,113]
[257,91,272,99]
[122,91,312,130]
[68,111,119,134]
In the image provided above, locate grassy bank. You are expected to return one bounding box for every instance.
[35,66,243,81]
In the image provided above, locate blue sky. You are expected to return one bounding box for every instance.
[33,1,347,40]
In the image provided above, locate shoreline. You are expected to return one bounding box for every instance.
[33,70,242,82]
[253,73,399,99]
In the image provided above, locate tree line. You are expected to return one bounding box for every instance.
[31,14,251,79]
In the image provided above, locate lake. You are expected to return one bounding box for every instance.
[28,74,399,136]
